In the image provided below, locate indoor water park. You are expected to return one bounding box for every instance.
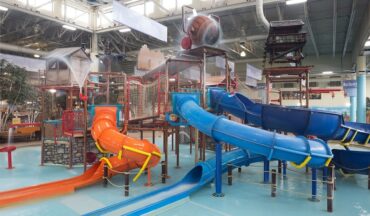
[0,0,369,215]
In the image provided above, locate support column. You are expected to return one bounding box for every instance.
[194,129,199,164]
[350,96,357,122]
[309,168,319,202]
[263,159,270,183]
[212,142,224,197]
[90,5,99,72]
[53,0,63,18]
[356,56,366,123]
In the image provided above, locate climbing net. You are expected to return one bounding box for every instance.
[127,76,167,120]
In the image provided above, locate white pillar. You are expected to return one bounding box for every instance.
[90,8,99,72]
[53,0,63,18]
[356,56,366,123]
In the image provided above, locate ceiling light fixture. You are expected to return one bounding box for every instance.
[240,51,246,57]
[49,89,57,93]
[286,0,307,5]
[322,71,333,75]
[365,40,370,47]
[33,54,40,58]
[240,44,247,50]
[0,6,8,11]
[119,28,131,33]
[62,24,77,31]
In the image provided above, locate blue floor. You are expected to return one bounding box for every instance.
[0,139,369,216]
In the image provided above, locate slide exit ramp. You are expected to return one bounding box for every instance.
[84,149,264,216]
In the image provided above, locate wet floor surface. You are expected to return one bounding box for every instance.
[0,140,369,216]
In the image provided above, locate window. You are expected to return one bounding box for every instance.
[328,81,341,87]
[98,12,113,28]
[281,91,321,100]
[309,82,318,87]
[17,0,52,12]
[63,6,85,19]
[130,2,154,15]
[283,83,294,88]
[75,13,89,25]
[38,3,52,12]
[161,0,192,11]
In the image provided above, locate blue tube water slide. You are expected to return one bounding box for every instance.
[176,93,332,168]
[209,88,370,145]
[84,149,264,216]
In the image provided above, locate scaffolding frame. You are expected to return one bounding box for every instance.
[264,66,312,107]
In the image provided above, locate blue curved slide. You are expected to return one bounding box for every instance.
[84,149,264,216]
[209,88,370,144]
[176,93,332,168]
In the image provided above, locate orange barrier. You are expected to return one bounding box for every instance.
[0,107,161,207]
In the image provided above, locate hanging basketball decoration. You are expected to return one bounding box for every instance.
[181,6,221,50]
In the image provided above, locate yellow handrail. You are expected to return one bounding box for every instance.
[340,128,351,143]
[365,134,370,145]
[342,130,358,146]
[324,157,332,167]
[99,157,113,169]
[290,155,312,169]
[122,146,161,182]
[95,141,109,154]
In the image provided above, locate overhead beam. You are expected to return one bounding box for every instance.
[342,0,357,57]
[351,0,370,62]
[0,42,48,56]
[0,1,93,33]
[234,58,264,63]
[304,2,319,57]
[332,0,337,57]
[125,34,267,55]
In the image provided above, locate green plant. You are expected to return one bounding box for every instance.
[0,59,38,131]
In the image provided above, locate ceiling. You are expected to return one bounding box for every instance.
[0,0,369,72]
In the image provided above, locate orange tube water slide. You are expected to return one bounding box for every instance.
[92,107,161,181]
[0,107,161,207]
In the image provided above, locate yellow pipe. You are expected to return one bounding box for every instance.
[122,146,151,182]
[324,157,332,167]
[350,131,358,143]
[124,146,151,157]
[152,151,162,158]
[290,155,312,169]
[340,128,351,143]
[117,150,123,160]
[133,154,152,182]
[365,135,370,145]
[95,141,109,154]
[99,157,113,169]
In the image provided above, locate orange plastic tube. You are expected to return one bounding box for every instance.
[0,107,160,207]
[92,107,161,181]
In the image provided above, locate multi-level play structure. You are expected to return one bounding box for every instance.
[0,6,369,215]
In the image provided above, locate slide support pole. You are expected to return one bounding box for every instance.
[322,167,328,183]
[282,160,287,180]
[310,168,319,202]
[213,142,224,197]
[263,159,270,183]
